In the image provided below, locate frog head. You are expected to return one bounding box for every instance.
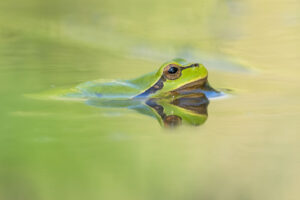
[135,58,209,98]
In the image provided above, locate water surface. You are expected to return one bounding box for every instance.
[0,0,300,200]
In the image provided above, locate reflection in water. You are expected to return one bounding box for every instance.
[87,93,209,128]
[1,0,300,198]
[146,93,209,128]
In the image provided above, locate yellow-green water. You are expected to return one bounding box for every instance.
[1,0,300,199]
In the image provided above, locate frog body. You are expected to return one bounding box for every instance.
[66,58,217,100]
[31,58,218,128]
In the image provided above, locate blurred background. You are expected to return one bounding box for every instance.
[0,0,300,199]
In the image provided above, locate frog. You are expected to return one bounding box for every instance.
[30,58,217,128]
[65,58,219,100]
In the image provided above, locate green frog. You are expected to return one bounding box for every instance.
[65,58,218,100]
[33,58,219,128]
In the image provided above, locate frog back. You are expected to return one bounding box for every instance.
[72,71,160,99]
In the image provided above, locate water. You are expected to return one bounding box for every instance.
[1,0,300,199]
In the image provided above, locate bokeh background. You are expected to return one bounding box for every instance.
[0,0,300,199]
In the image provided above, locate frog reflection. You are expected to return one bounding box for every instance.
[87,93,209,128]
[145,93,208,128]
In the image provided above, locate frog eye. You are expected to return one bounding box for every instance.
[163,64,182,80]
[168,67,178,74]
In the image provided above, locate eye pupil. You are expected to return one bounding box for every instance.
[168,67,178,74]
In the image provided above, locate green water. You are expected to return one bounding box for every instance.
[1,0,300,199]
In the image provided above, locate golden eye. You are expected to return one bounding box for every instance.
[163,64,181,80]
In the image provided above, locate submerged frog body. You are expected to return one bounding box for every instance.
[66,58,218,100]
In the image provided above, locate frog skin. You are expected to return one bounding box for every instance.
[66,58,218,100]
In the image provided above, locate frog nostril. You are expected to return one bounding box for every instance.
[168,67,178,74]
[194,63,199,67]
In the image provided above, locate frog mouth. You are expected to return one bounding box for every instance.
[169,76,211,95]
[134,75,215,98]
